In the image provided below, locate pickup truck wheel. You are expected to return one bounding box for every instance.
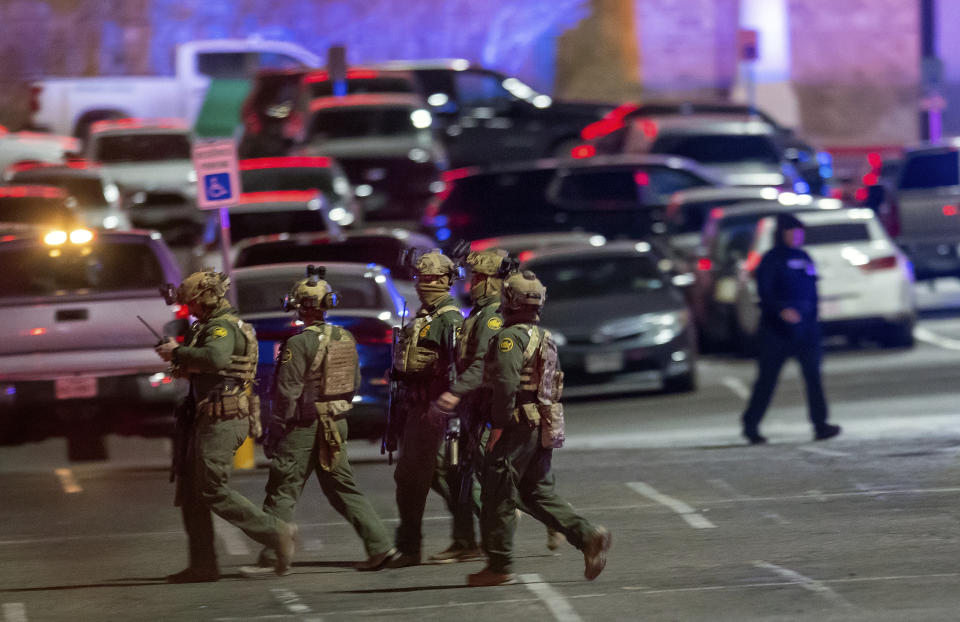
[73,110,127,142]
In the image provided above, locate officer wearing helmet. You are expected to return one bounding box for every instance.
[469,270,611,587]
[155,269,296,583]
[385,250,465,568]
[242,266,396,575]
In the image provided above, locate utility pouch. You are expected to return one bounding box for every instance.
[539,403,565,449]
[219,385,247,420]
[520,402,541,426]
[317,415,344,471]
[248,391,263,439]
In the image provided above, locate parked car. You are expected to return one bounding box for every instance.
[84,118,201,243]
[231,262,404,439]
[520,241,697,396]
[689,197,844,350]
[0,130,79,173]
[29,38,320,140]
[469,231,609,259]
[4,160,130,231]
[664,186,784,256]
[239,156,361,227]
[291,93,448,221]
[0,185,81,229]
[194,189,340,272]
[0,227,187,457]
[873,139,960,281]
[735,208,916,349]
[422,154,724,244]
[232,227,435,306]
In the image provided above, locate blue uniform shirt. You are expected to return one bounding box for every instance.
[756,245,819,335]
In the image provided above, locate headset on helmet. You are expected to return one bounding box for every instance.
[163,269,229,307]
[282,265,339,312]
[501,270,546,310]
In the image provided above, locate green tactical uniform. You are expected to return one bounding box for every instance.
[479,320,598,575]
[431,294,503,549]
[172,305,287,574]
[257,320,393,563]
[393,295,464,557]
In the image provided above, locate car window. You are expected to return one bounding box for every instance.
[651,134,780,165]
[308,77,416,98]
[196,52,252,79]
[235,237,416,278]
[670,198,764,235]
[439,170,555,239]
[12,176,108,206]
[230,210,330,242]
[241,168,337,196]
[899,151,959,190]
[94,134,191,162]
[527,255,667,300]
[712,216,763,263]
[308,107,415,140]
[0,240,163,298]
[803,222,871,245]
[236,274,382,313]
[0,197,75,226]
[455,72,511,108]
[555,171,639,205]
[646,167,711,196]
[257,53,305,71]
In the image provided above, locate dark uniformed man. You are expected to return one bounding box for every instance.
[385,250,465,568]
[155,269,296,583]
[242,267,396,575]
[470,271,611,587]
[741,213,842,445]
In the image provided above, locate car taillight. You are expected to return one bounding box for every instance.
[352,320,393,345]
[571,144,596,159]
[859,255,897,271]
[743,251,762,273]
[697,257,712,271]
[174,304,190,320]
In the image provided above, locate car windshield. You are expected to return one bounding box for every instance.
[94,133,192,163]
[307,107,415,140]
[241,167,338,197]
[230,209,330,242]
[0,197,75,226]
[235,273,383,314]
[803,222,872,245]
[898,151,959,190]
[17,176,108,206]
[713,214,765,263]
[0,240,163,298]
[235,237,416,278]
[652,134,780,165]
[308,77,416,98]
[526,254,666,301]
[671,197,771,234]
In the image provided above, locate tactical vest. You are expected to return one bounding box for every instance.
[513,323,565,449]
[214,314,258,382]
[302,324,358,418]
[458,302,500,367]
[190,314,261,432]
[393,304,460,374]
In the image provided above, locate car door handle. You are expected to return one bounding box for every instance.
[56,309,88,322]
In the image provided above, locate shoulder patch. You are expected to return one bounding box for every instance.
[208,326,228,339]
[419,324,431,338]
[499,337,514,352]
[486,317,503,331]
[281,348,293,364]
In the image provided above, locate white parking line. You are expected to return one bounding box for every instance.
[914,326,960,351]
[753,561,853,608]
[214,515,251,556]
[798,446,850,458]
[270,588,315,616]
[518,574,583,622]
[3,603,27,622]
[721,376,750,400]
[622,571,960,595]
[53,468,81,494]
[626,482,716,529]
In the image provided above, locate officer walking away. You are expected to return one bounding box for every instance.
[470,271,611,587]
[385,250,465,568]
[242,266,396,575]
[741,213,842,445]
[155,270,296,583]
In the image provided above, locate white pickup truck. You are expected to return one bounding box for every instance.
[30,38,320,139]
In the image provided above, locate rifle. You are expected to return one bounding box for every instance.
[381,300,407,464]
[442,318,460,468]
[170,392,195,483]
[457,391,486,504]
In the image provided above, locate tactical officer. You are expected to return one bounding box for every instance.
[741,213,842,445]
[155,269,296,583]
[385,250,465,568]
[242,267,396,575]
[470,271,611,587]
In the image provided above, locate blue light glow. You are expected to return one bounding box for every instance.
[436,227,451,241]
[793,180,810,194]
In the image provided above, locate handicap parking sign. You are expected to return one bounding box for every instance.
[203,172,233,202]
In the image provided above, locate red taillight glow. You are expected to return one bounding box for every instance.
[634,171,650,186]
[238,190,319,205]
[518,250,534,263]
[239,157,331,170]
[174,304,190,320]
[697,257,712,271]
[854,187,869,202]
[571,144,596,159]
[442,168,476,183]
[862,172,879,186]
[744,251,762,273]
[640,119,658,140]
[305,69,381,83]
[860,256,897,271]
[352,323,393,345]
[0,185,67,199]
[29,327,46,336]
[579,102,637,140]
[943,204,958,216]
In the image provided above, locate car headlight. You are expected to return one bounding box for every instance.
[102,215,120,229]
[103,182,120,204]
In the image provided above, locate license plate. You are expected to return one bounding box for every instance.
[55,377,97,400]
[584,351,624,374]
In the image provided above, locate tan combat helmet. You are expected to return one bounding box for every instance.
[283,265,338,312]
[415,249,459,279]
[465,249,508,276]
[501,270,546,311]
[178,269,229,307]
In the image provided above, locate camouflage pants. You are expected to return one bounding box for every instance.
[179,415,285,571]
[259,418,393,561]
[479,422,595,574]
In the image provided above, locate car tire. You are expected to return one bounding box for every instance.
[879,321,915,349]
[663,370,697,393]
